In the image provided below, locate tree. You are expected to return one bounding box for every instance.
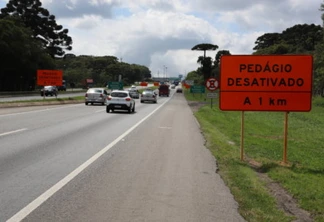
[0,0,72,58]
[253,33,281,51]
[192,43,219,58]
[212,50,231,79]
[253,24,323,54]
[185,70,204,85]
[192,43,218,81]
[214,50,231,68]
[0,16,54,91]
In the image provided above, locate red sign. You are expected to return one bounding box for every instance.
[37,70,63,86]
[153,82,159,86]
[219,55,313,112]
[140,82,148,86]
[206,77,219,91]
[183,83,191,89]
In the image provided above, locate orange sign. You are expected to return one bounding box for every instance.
[37,70,63,86]
[220,55,313,112]
[153,82,159,86]
[140,82,148,86]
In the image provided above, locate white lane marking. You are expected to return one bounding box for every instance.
[158,126,172,129]
[0,104,82,117]
[0,128,27,137]
[7,97,170,222]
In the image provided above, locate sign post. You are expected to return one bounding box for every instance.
[220,55,313,163]
[205,77,219,108]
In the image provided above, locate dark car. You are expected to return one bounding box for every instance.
[57,80,66,91]
[40,86,58,97]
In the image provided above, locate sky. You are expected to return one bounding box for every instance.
[0,0,323,78]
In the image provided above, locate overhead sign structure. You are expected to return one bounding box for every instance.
[206,77,219,91]
[37,70,63,86]
[219,55,313,112]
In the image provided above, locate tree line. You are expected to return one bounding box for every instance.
[0,0,151,91]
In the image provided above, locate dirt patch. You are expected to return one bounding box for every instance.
[257,172,313,222]
[187,101,208,113]
[188,102,313,222]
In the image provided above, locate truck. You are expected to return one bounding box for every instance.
[81,79,94,89]
[158,84,170,97]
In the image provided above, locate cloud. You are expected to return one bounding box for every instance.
[41,0,118,18]
[1,0,323,77]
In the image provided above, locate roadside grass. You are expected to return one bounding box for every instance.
[0,96,84,104]
[185,89,324,222]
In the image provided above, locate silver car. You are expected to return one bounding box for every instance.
[128,89,140,99]
[106,90,135,113]
[140,90,157,103]
[85,88,108,105]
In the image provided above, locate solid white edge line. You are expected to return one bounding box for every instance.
[6,98,169,222]
[0,128,27,137]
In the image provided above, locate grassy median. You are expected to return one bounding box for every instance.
[185,89,324,222]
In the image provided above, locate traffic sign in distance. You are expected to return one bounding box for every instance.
[206,77,219,91]
[37,70,62,86]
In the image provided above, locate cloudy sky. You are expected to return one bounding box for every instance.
[0,0,323,78]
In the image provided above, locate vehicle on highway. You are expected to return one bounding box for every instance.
[128,89,140,99]
[141,89,157,103]
[85,88,108,105]
[106,90,135,113]
[176,87,183,93]
[40,86,58,97]
[57,80,66,91]
[171,84,175,89]
[158,84,170,97]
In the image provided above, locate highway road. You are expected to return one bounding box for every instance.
[0,90,245,222]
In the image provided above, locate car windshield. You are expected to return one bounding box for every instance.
[111,92,128,98]
[143,91,153,94]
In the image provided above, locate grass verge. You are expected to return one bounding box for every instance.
[0,96,85,107]
[185,89,324,222]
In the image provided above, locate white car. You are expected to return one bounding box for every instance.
[106,90,135,113]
